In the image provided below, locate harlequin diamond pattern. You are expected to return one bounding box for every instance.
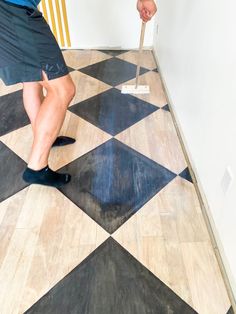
[0,141,28,202]
[25,238,197,314]
[0,89,30,136]
[58,138,176,233]
[0,50,231,314]
[69,88,159,136]
[79,57,149,86]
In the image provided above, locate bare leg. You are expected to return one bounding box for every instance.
[23,82,75,149]
[23,82,44,133]
[27,72,75,170]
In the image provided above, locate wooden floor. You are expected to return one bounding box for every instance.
[0,50,231,314]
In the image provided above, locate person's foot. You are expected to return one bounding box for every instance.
[23,165,71,187]
[52,136,76,147]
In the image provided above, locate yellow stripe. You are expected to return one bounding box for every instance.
[38,0,71,48]
[48,0,58,42]
[61,0,71,47]
[41,0,48,23]
[55,0,65,47]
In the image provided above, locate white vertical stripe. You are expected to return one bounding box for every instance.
[58,0,68,47]
[51,0,61,46]
[45,0,52,29]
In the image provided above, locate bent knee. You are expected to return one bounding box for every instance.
[42,75,76,104]
[57,80,75,102]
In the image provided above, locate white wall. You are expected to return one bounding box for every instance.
[66,0,155,49]
[154,0,236,298]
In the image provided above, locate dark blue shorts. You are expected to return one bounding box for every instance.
[0,1,69,86]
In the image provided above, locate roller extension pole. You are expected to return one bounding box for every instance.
[135,21,146,88]
[121,21,150,95]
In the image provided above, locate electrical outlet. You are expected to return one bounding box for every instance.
[221,166,234,194]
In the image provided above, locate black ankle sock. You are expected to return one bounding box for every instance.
[52,136,76,147]
[23,166,71,187]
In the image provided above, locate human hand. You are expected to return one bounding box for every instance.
[137,0,157,22]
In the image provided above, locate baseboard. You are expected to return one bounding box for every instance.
[152,47,236,313]
[61,46,153,51]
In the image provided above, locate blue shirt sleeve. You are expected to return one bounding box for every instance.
[4,0,41,9]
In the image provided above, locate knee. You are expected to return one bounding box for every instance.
[58,81,76,104]
[48,80,76,106]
